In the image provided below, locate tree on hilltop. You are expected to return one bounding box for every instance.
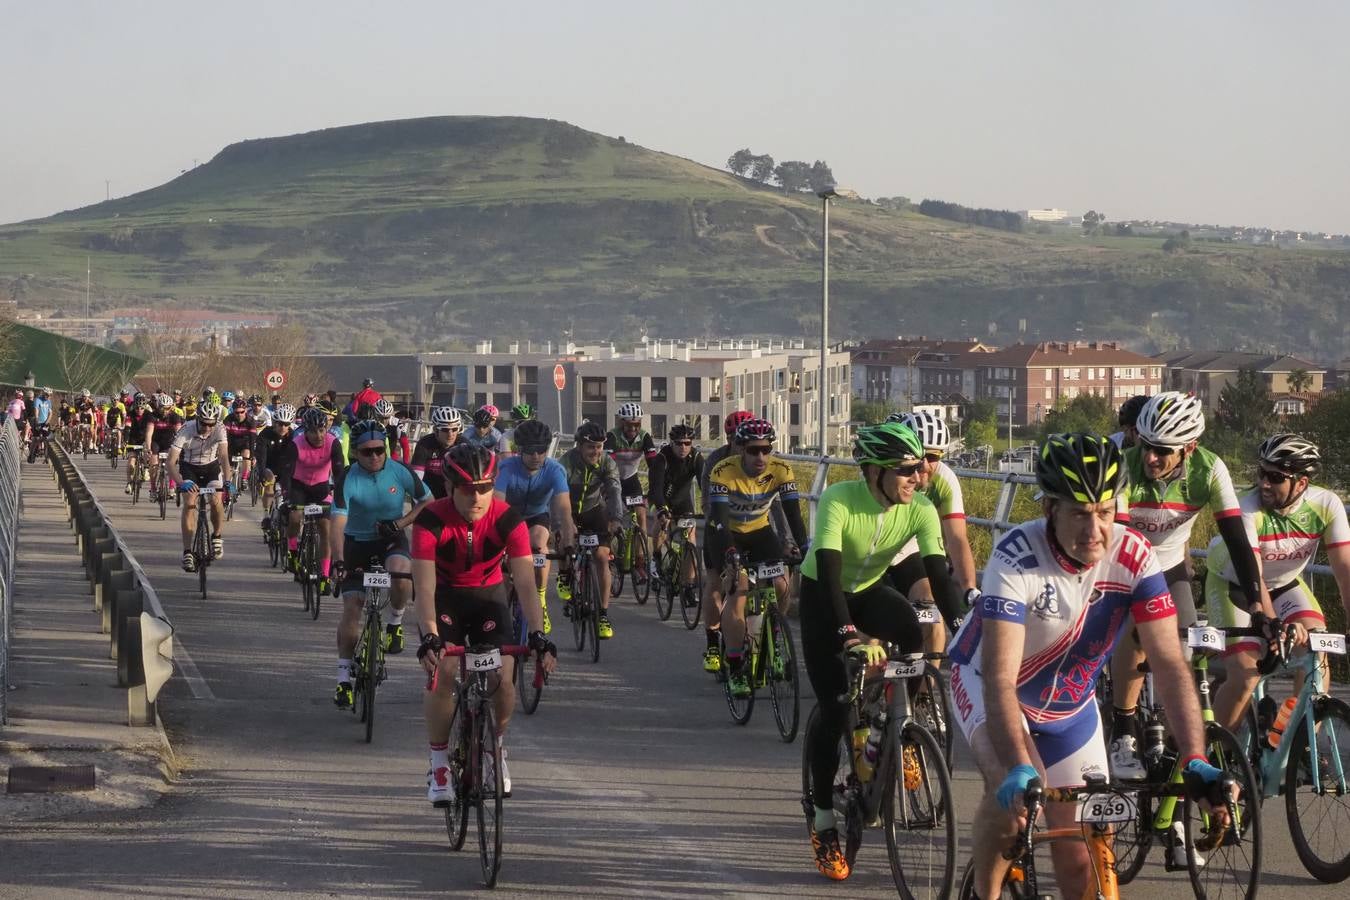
[808,160,836,193]
[750,154,775,183]
[774,160,812,193]
[727,149,754,177]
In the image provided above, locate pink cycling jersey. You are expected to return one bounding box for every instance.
[293,431,338,485]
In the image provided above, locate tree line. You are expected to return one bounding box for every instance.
[917,199,1024,233]
[726,149,835,194]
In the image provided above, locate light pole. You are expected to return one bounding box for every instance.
[817,185,837,455]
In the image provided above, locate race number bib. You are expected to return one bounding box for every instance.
[625,495,645,507]
[466,648,503,672]
[756,562,785,580]
[532,554,547,568]
[579,534,600,548]
[915,606,940,625]
[676,518,697,529]
[1078,793,1137,825]
[1310,633,1347,655]
[304,504,326,516]
[883,658,925,680]
[1187,626,1223,651]
[362,571,392,589]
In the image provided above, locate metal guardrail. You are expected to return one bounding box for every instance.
[47,441,175,726]
[0,418,21,726]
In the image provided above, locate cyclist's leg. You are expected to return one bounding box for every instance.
[799,574,854,871]
[1110,561,1193,729]
[1274,578,1328,694]
[527,519,551,594]
[952,665,1024,898]
[701,522,729,662]
[179,467,198,551]
[595,544,613,611]
[725,527,780,659]
[1209,573,1263,732]
[384,534,413,644]
[1033,706,1108,898]
[894,551,948,659]
[336,538,371,684]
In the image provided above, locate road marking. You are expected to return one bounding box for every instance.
[174,638,216,700]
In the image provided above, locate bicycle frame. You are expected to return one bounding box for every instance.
[1250,641,1348,799]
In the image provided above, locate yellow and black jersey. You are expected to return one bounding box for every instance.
[708,455,799,534]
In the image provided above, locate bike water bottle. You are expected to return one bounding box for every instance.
[1267,696,1298,748]
[1143,719,1166,764]
[860,715,886,782]
[852,725,871,779]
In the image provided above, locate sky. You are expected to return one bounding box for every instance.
[3,1,1348,232]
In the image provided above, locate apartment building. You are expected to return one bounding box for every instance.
[974,341,1162,426]
[851,338,995,407]
[1155,350,1325,413]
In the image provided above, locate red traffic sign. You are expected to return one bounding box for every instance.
[264,369,286,390]
[552,364,566,391]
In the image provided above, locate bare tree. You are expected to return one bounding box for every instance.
[55,339,137,395]
[221,324,328,402]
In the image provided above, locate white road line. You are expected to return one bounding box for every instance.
[174,637,216,700]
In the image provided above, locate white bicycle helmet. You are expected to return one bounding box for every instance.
[274,403,297,423]
[373,398,395,418]
[888,410,950,452]
[1136,391,1205,447]
[430,406,462,428]
[197,402,224,425]
[617,402,643,420]
[156,393,174,408]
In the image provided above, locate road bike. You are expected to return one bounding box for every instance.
[262,491,286,568]
[26,424,49,465]
[125,444,144,503]
[510,561,550,715]
[1235,625,1350,883]
[805,645,957,898]
[609,495,650,604]
[719,551,799,742]
[104,427,123,468]
[224,455,244,521]
[345,564,403,744]
[184,485,217,600]
[910,601,956,770]
[652,513,703,627]
[152,452,170,520]
[296,502,329,619]
[436,642,531,888]
[557,532,603,663]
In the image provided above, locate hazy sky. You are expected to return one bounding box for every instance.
[4,1,1347,232]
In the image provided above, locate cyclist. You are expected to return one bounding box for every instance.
[494,419,574,635]
[1109,394,1149,450]
[329,419,430,710]
[604,402,664,586]
[27,389,53,463]
[497,402,535,458]
[167,402,234,571]
[6,390,25,428]
[800,421,962,880]
[949,433,1229,900]
[272,407,346,588]
[345,377,381,422]
[123,396,151,490]
[249,394,273,432]
[1208,433,1347,732]
[706,418,808,697]
[253,402,297,518]
[464,404,503,451]
[372,398,410,463]
[885,410,979,639]
[411,406,466,498]
[76,389,97,453]
[1108,390,1265,779]
[142,394,184,499]
[650,423,704,608]
[223,399,260,490]
[557,421,628,638]
[414,443,557,803]
[104,395,126,457]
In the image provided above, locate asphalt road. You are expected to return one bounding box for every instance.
[2,456,1344,898]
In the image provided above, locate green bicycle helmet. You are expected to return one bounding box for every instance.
[852,422,923,466]
[510,402,534,422]
[1035,432,1125,504]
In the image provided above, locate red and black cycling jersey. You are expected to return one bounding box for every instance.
[223,413,260,437]
[146,411,184,438]
[411,497,531,590]
[410,432,464,499]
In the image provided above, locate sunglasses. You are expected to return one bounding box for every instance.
[1258,467,1297,485]
[673,440,693,447]
[891,462,923,477]
[519,445,549,455]
[743,445,773,457]
[357,446,387,458]
[923,452,944,464]
[435,427,457,435]
[455,481,495,495]
[580,440,605,449]
[1140,441,1179,458]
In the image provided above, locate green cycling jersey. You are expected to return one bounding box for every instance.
[801,479,944,593]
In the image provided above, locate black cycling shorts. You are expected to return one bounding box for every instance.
[179,461,222,487]
[619,474,646,504]
[704,524,782,572]
[435,584,510,649]
[226,434,256,457]
[288,480,332,507]
[524,512,551,530]
[338,533,411,595]
[571,505,609,538]
[150,433,175,455]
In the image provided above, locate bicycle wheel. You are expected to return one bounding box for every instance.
[444,703,470,851]
[913,667,955,771]
[131,469,141,505]
[767,607,800,743]
[250,473,260,507]
[195,520,209,600]
[632,528,650,605]
[475,710,504,888]
[884,722,956,900]
[361,612,380,744]
[722,634,754,725]
[588,575,602,664]
[609,533,626,598]
[1286,695,1350,882]
[308,537,322,621]
[267,524,281,567]
[517,652,543,715]
[158,476,167,520]
[654,547,674,622]
[571,567,587,653]
[1113,782,1155,885]
[1184,722,1262,900]
[680,543,702,630]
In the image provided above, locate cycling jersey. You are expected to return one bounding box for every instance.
[6,398,25,421]
[410,433,464,499]
[252,406,274,430]
[33,398,52,425]
[145,411,184,449]
[412,497,531,589]
[605,428,658,480]
[949,519,1172,725]
[1208,485,1350,589]
[708,454,800,534]
[105,403,126,427]
[253,425,294,479]
[559,448,625,521]
[334,459,426,540]
[170,420,228,467]
[495,456,569,520]
[1120,445,1240,569]
[463,427,502,451]
[223,413,260,450]
[283,431,345,489]
[801,479,944,593]
[653,444,704,511]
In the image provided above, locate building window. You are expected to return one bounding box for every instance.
[1150,367,1160,379]
[1044,369,1052,382]
[1044,387,1053,400]
[615,376,642,401]
[776,369,786,390]
[518,366,538,384]
[651,414,667,439]
[473,392,487,407]
[1063,368,1080,381]
[1098,367,1107,380]
[687,377,702,402]
[790,403,800,426]
[651,377,667,402]
[473,365,487,383]
[1086,368,1094,381]
[708,415,720,439]
[492,365,512,384]
[581,377,608,425]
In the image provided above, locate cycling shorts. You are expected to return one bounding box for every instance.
[619,474,645,504]
[288,480,333,507]
[227,433,256,457]
[571,505,610,538]
[949,662,1107,789]
[1205,572,1325,655]
[664,496,696,518]
[179,461,223,489]
[435,584,510,650]
[524,512,551,530]
[704,524,782,573]
[150,434,176,455]
[339,533,411,595]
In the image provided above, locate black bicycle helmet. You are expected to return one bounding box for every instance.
[442,443,497,485]
[852,422,923,466]
[1258,433,1321,477]
[300,407,329,431]
[1117,394,1150,428]
[574,421,606,444]
[349,419,385,447]
[1035,433,1126,504]
[669,424,696,441]
[513,419,552,449]
[472,406,496,429]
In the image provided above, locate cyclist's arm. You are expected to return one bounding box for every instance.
[551,491,576,548]
[396,462,432,526]
[411,552,439,642]
[979,616,1034,772]
[941,516,978,593]
[1328,542,1350,612]
[777,486,808,549]
[646,450,667,505]
[601,459,626,526]
[769,494,792,541]
[922,554,964,630]
[1136,603,1207,762]
[254,434,272,474]
[1216,515,1270,616]
[705,487,731,563]
[166,445,184,485]
[328,441,349,496]
[216,436,233,484]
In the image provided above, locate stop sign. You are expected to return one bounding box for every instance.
[553,364,566,391]
[265,369,286,390]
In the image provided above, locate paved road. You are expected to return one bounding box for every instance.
[1,456,1343,898]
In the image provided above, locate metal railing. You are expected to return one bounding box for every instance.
[0,418,21,726]
[47,441,176,726]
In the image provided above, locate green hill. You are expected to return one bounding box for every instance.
[3,115,1349,355]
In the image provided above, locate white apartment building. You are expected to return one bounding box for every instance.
[416,339,853,453]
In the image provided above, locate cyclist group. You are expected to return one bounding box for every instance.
[51,376,1350,895]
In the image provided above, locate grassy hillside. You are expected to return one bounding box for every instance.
[3,116,1349,355]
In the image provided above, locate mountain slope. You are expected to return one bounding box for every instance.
[3,116,1349,355]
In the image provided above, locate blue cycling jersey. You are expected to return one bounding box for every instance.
[495,456,569,519]
[34,398,51,425]
[334,460,426,540]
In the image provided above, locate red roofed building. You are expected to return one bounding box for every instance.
[974,341,1162,426]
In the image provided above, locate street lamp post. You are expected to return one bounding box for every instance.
[23,371,35,390]
[817,185,837,455]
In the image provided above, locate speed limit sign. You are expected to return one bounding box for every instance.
[264,369,286,390]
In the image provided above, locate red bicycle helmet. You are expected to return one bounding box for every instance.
[724,410,755,436]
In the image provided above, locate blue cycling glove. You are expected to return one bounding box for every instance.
[996,764,1038,810]
[179,480,197,493]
